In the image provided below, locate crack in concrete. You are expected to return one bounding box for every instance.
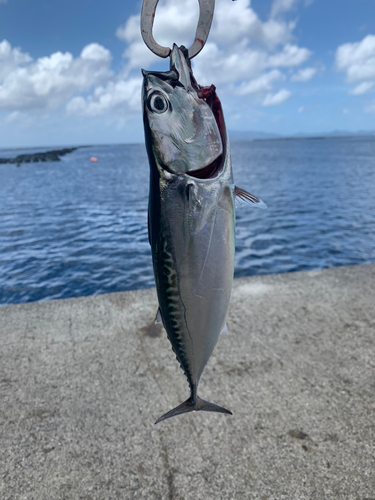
[159,432,177,500]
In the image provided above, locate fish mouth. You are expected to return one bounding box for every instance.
[185,157,219,179]
[185,84,226,180]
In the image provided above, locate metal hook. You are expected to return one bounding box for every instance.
[140,0,215,59]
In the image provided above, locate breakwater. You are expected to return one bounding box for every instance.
[0,147,78,165]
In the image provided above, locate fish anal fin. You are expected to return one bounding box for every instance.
[221,322,229,335]
[155,396,232,424]
[235,186,267,209]
[155,307,163,325]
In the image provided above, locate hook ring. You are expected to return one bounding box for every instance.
[141,0,215,59]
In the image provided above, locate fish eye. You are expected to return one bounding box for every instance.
[148,92,169,114]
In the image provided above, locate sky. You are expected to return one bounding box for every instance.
[0,0,375,147]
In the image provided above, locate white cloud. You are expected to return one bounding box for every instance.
[0,41,112,111]
[192,42,310,87]
[271,0,298,18]
[291,67,316,81]
[335,34,375,96]
[4,110,22,123]
[192,42,268,85]
[67,78,141,116]
[0,0,314,122]
[113,0,313,113]
[270,0,313,17]
[298,106,304,113]
[0,39,32,80]
[212,0,295,48]
[236,70,284,95]
[3,110,34,127]
[0,0,8,4]
[268,44,311,67]
[117,0,301,73]
[349,81,374,95]
[335,35,375,82]
[116,0,200,70]
[262,89,291,106]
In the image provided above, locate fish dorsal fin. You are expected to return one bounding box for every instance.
[235,186,267,209]
[220,322,229,335]
[155,307,163,325]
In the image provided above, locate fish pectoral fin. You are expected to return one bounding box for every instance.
[155,395,232,424]
[155,307,163,325]
[235,186,267,209]
[220,322,229,335]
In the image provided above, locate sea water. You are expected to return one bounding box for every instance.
[0,136,374,305]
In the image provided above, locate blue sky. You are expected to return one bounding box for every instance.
[0,0,375,147]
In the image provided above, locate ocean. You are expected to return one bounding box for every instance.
[0,136,374,305]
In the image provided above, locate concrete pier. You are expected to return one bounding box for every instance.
[1,264,374,499]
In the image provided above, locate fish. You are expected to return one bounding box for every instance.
[142,44,266,424]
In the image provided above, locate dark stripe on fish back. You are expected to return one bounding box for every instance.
[160,238,193,385]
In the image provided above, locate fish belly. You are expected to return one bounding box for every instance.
[152,179,235,388]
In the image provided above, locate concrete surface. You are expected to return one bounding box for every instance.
[0,264,374,500]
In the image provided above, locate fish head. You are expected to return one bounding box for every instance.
[142,45,223,176]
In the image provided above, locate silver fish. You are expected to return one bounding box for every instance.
[142,44,265,424]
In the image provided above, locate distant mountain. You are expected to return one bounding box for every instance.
[283,130,375,139]
[228,130,281,141]
[324,130,375,137]
[228,129,375,141]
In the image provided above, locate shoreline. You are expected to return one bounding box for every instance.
[1,263,374,498]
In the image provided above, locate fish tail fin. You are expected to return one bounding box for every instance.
[155,396,232,424]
